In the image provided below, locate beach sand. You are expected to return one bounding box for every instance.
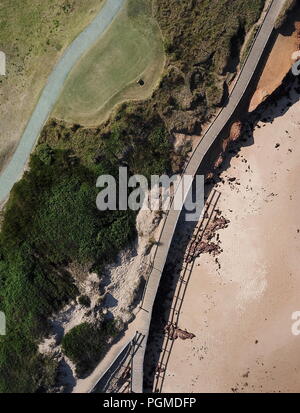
[158,80,300,393]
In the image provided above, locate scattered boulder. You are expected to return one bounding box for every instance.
[164,323,196,341]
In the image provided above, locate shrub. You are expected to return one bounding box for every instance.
[78,295,91,307]
[61,321,118,377]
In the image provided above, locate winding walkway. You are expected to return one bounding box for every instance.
[0,0,125,204]
[131,0,286,393]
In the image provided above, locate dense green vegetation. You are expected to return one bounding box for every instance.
[0,108,172,392]
[0,242,77,392]
[0,0,265,392]
[62,321,118,377]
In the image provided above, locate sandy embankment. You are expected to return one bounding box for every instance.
[39,205,164,392]
[249,12,300,111]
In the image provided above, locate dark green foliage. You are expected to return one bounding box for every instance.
[0,243,77,392]
[62,321,118,377]
[0,111,171,392]
[78,295,91,307]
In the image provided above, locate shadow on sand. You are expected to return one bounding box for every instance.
[143,71,300,392]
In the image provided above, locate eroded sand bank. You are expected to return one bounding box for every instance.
[250,8,300,111]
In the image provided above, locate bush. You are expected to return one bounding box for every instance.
[62,321,118,377]
[35,143,54,165]
[78,295,91,307]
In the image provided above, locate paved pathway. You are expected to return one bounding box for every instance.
[0,0,125,204]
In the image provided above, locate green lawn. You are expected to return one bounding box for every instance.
[0,0,105,172]
[53,0,165,126]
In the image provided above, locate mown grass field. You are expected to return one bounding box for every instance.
[54,0,165,126]
[0,0,104,172]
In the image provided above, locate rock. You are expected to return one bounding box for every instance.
[229,121,243,142]
[214,154,224,169]
[205,172,214,183]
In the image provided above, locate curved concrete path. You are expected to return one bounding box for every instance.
[0,0,125,204]
[131,0,286,393]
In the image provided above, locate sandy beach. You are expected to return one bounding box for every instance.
[146,75,300,393]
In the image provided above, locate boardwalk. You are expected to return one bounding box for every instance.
[131,0,286,393]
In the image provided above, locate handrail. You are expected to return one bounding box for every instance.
[151,0,275,263]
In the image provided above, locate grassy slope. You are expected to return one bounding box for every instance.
[0,0,265,392]
[54,0,165,126]
[0,0,104,171]
[150,0,266,132]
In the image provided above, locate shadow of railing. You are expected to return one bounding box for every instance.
[149,189,221,393]
[91,331,145,393]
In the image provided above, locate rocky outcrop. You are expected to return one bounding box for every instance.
[229,120,243,141]
[164,323,196,341]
